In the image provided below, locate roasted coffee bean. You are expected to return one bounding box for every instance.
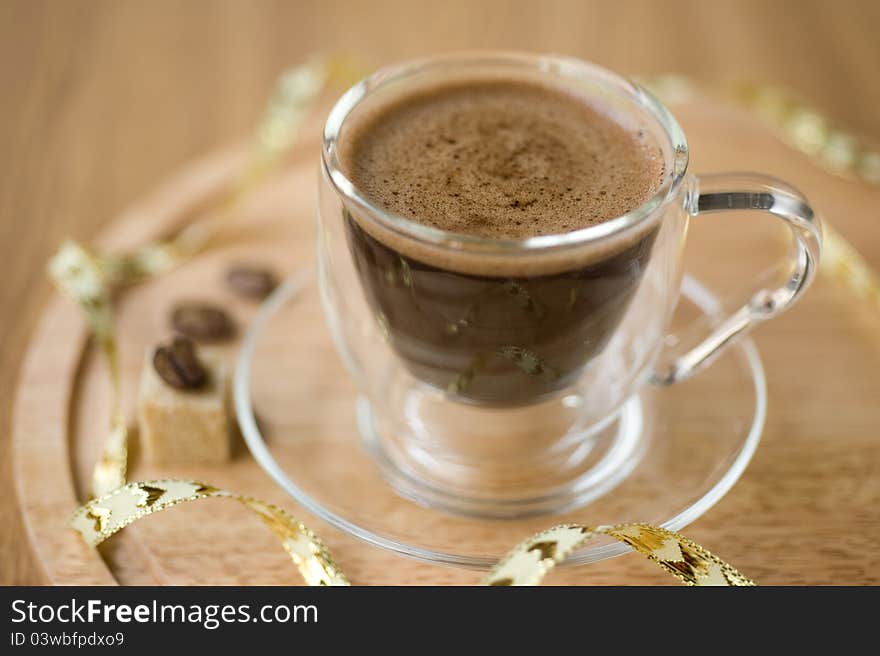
[225,265,278,299]
[171,302,235,341]
[153,337,207,390]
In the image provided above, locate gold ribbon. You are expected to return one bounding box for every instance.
[483,524,754,586]
[727,81,880,311]
[49,242,129,493]
[821,226,880,310]
[49,56,352,498]
[643,75,880,312]
[729,81,880,186]
[98,56,365,286]
[70,480,751,586]
[71,480,349,586]
[53,57,358,586]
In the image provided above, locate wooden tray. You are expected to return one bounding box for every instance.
[13,96,880,585]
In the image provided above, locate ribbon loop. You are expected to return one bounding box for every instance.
[484,523,756,586]
[71,480,350,586]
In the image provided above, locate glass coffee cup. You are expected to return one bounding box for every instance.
[317,52,821,518]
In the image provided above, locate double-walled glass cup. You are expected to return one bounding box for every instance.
[318,53,821,518]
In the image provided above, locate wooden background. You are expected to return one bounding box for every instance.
[2,0,879,585]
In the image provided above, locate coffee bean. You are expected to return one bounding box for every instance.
[225,265,278,299]
[153,337,207,390]
[171,302,235,341]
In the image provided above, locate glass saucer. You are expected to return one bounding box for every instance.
[234,271,765,569]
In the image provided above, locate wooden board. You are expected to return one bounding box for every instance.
[12,96,880,585]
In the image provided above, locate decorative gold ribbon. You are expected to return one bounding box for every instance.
[49,56,351,498]
[49,242,129,493]
[71,480,349,586]
[98,55,366,287]
[726,81,880,311]
[729,81,880,186]
[483,524,754,586]
[70,480,751,586]
[53,57,358,586]
[643,75,880,312]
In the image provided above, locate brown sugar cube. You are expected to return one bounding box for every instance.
[137,347,231,465]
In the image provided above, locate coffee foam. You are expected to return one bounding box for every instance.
[337,77,668,276]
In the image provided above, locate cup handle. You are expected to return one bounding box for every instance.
[651,173,822,385]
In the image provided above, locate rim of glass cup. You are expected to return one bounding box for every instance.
[321,51,690,255]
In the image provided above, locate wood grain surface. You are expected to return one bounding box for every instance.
[2,0,879,585]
